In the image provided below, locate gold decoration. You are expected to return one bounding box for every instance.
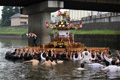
[75,24,79,29]
[67,23,69,25]
[62,20,66,23]
[49,24,53,28]
[59,25,61,27]
[61,11,70,19]
[62,25,65,27]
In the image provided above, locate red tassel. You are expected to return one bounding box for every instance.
[79,23,82,29]
[46,22,49,28]
[58,11,61,16]
[70,23,73,28]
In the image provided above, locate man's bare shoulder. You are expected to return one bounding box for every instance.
[31,59,39,62]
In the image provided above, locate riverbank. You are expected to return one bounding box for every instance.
[70,30,120,34]
[0,34,23,39]
[0,28,28,34]
[51,30,120,34]
[0,27,120,39]
[0,28,120,35]
[0,28,28,39]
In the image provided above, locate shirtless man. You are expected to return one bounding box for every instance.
[42,57,53,67]
[23,56,39,66]
[28,32,37,46]
[50,58,56,66]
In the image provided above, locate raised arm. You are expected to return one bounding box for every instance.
[41,53,46,61]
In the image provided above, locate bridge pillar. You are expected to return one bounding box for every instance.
[21,1,64,46]
[28,12,51,46]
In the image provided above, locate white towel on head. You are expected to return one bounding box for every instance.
[26,33,29,36]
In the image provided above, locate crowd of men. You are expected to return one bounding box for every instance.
[5,48,120,73]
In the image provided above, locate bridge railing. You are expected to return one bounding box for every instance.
[70,12,120,25]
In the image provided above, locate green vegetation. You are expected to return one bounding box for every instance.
[0,28,28,34]
[1,6,20,26]
[51,30,120,34]
[51,30,59,34]
[0,28,120,35]
[70,30,120,34]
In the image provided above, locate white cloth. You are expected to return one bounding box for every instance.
[78,53,83,60]
[103,65,118,72]
[101,53,104,60]
[26,33,30,36]
[41,53,46,61]
[59,30,69,36]
[73,55,78,61]
[77,68,86,71]
[73,53,82,61]
[117,67,120,72]
[104,55,112,64]
[81,51,92,63]
[88,63,103,68]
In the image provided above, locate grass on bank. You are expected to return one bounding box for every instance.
[71,30,120,34]
[0,28,120,35]
[0,28,28,34]
[51,30,120,34]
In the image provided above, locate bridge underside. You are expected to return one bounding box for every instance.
[0,0,120,12]
[64,1,120,12]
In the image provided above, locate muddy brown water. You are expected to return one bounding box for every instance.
[0,38,120,80]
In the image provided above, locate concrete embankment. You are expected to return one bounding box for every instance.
[0,34,120,41]
[0,34,120,49]
[82,22,120,31]
[75,34,120,50]
[51,34,120,42]
[74,34,120,42]
[0,34,27,39]
[51,34,120,49]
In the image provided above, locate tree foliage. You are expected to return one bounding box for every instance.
[1,6,20,26]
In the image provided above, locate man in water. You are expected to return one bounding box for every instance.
[81,48,92,63]
[27,32,37,46]
[88,59,103,69]
[23,56,39,66]
[42,57,53,67]
[103,60,118,72]
[77,63,86,70]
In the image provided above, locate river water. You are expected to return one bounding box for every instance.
[0,38,120,80]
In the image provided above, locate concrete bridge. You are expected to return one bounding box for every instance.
[0,0,120,46]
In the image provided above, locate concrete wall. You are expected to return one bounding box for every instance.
[51,34,120,49]
[51,34,120,42]
[0,34,23,39]
[28,12,51,46]
[74,34,120,42]
[74,34,120,50]
[82,22,120,30]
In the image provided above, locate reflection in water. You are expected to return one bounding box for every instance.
[0,39,28,53]
[0,38,120,80]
